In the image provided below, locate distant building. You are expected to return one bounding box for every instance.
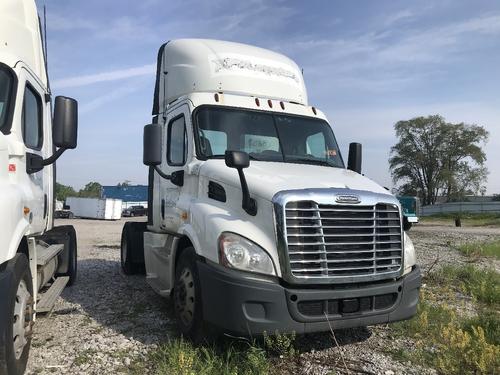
[102,185,148,209]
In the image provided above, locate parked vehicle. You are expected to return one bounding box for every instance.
[66,197,122,220]
[121,39,421,339]
[0,1,79,373]
[122,205,147,217]
[397,196,419,231]
[54,210,75,219]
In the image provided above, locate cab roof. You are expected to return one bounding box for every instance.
[152,39,307,115]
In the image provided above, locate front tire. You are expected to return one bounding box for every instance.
[173,248,205,341]
[0,254,34,375]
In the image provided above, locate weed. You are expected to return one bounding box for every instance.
[458,239,500,259]
[150,337,269,375]
[263,331,296,357]
[430,264,500,306]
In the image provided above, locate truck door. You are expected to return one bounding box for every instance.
[19,69,48,234]
[159,104,191,232]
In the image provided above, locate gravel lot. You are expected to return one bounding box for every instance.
[26,219,500,375]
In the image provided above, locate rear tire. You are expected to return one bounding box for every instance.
[0,254,34,375]
[121,222,146,275]
[173,248,205,341]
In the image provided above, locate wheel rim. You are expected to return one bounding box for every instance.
[174,268,195,327]
[13,279,33,360]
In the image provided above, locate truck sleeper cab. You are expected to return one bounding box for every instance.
[121,39,421,338]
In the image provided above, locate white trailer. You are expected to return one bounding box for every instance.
[66,197,122,220]
[0,1,79,373]
[121,39,421,340]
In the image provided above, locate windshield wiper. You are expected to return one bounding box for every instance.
[286,158,335,167]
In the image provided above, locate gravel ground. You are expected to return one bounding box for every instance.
[26,220,500,375]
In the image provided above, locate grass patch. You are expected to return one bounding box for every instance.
[149,338,270,375]
[389,264,500,374]
[420,213,500,227]
[458,239,500,259]
[429,264,500,306]
[391,295,500,374]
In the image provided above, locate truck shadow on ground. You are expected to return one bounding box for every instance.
[57,250,371,351]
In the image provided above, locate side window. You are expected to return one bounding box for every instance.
[22,85,43,149]
[167,116,187,166]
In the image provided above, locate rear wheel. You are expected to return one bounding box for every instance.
[0,254,34,375]
[173,248,205,341]
[121,222,146,275]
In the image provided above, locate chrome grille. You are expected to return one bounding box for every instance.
[284,201,403,280]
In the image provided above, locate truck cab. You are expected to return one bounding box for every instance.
[1,1,78,373]
[121,39,421,338]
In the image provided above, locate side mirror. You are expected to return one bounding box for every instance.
[347,142,362,174]
[225,151,256,216]
[53,96,78,149]
[143,124,162,166]
[225,150,250,169]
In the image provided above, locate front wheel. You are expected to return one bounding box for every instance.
[0,254,34,375]
[173,248,205,341]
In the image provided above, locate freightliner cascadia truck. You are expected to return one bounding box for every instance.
[121,39,421,339]
[0,1,79,373]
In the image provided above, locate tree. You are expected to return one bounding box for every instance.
[78,181,103,198]
[55,182,77,201]
[117,180,131,188]
[389,115,488,205]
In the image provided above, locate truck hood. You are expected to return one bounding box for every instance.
[198,159,389,201]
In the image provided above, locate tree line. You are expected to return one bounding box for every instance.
[389,115,489,205]
[56,180,133,201]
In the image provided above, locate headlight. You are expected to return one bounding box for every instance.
[403,232,416,275]
[218,232,276,276]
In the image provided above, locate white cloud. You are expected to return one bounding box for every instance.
[52,64,155,89]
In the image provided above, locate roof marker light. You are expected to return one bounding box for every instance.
[214,93,220,102]
[255,98,260,106]
[312,107,317,115]
[280,101,285,110]
[268,99,273,108]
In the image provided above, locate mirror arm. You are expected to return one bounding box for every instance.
[153,165,172,180]
[236,168,257,216]
[42,147,66,166]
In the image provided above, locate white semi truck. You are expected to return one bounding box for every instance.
[121,39,421,339]
[0,1,79,373]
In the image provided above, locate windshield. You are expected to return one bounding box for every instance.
[195,107,344,168]
[0,65,14,133]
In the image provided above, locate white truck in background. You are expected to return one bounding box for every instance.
[0,1,79,373]
[121,39,421,340]
[66,197,122,220]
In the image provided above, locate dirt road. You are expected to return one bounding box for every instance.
[26,220,499,374]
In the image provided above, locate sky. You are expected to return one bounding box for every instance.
[39,0,500,193]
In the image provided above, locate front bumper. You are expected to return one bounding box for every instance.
[198,262,421,336]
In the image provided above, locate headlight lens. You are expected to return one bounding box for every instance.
[403,232,416,275]
[218,232,276,276]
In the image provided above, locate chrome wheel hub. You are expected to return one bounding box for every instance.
[13,279,33,360]
[174,268,195,327]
